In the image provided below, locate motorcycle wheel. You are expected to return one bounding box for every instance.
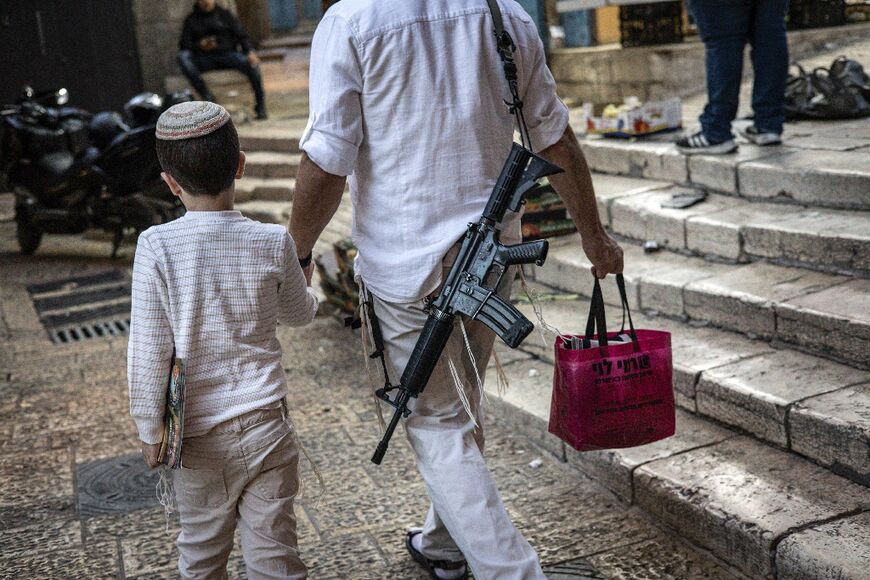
[16,219,42,255]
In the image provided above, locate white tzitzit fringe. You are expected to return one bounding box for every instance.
[458,318,484,393]
[459,317,494,406]
[491,347,511,396]
[295,433,326,508]
[447,354,478,429]
[518,269,566,344]
[156,467,176,533]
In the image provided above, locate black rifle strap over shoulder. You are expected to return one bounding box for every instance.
[485,0,506,39]
[484,0,533,151]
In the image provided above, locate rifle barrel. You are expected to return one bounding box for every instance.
[371,390,409,464]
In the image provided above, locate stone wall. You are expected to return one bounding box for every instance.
[236,0,271,47]
[131,0,238,94]
[550,22,870,105]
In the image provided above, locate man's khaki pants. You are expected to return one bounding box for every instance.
[364,251,546,580]
[173,402,307,579]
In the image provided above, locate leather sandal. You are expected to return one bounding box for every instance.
[405,529,468,580]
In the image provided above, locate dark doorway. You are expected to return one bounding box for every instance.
[0,0,142,112]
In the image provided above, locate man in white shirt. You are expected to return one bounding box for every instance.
[290,1,623,578]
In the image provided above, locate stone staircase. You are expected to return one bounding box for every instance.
[258,32,315,62]
[575,123,870,211]
[234,122,351,255]
[231,122,869,579]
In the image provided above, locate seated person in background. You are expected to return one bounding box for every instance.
[178,0,269,120]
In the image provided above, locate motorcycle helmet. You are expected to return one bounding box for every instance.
[124,92,163,127]
[163,89,193,110]
[88,112,129,150]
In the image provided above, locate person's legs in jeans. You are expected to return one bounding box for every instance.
[749,0,789,135]
[177,50,216,102]
[689,0,753,142]
[209,51,268,115]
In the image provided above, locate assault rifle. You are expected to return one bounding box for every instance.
[371,143,563,464]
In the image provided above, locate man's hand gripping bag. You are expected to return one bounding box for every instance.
[548,274,675,451]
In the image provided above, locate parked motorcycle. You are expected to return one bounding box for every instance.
[0,87,191,256]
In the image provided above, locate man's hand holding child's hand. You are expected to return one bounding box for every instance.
[141,441,161,469]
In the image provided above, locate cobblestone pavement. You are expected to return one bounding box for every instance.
[0,197,745,578]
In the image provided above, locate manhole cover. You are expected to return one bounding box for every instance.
[76,453,160,517]
[27,271,132,344]
[543,559,605,579]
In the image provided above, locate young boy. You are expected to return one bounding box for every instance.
[128,101,317,579]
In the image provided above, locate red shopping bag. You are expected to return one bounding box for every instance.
[548,274,675,451]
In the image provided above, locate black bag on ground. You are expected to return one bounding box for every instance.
[784,56,870,120]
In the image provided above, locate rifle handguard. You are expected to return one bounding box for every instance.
[400,314,454,394]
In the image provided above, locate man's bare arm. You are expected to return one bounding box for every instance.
[539,125,624,278]
[288,153,347,259]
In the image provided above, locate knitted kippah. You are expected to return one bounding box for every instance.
[156,101,231,141]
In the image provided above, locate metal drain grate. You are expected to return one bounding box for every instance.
[52,318,131,344]
[76,453,160,517]
[27,270,132,344]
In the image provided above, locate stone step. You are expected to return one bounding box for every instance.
[533,239,870,369]
[578,136,870,210]
[244,151,302,179]
[236,177,295,203]
[596,178,870,277]
[237,192,353,257]
[260,32,314,50]
[237,122,306,153]
[258,48,287,62]
[486,297,870,578]
[236,200,292,225]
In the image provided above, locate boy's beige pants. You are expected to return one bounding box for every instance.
[173,402,307,579]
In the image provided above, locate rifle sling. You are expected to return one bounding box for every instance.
[484,0,530,149]
[485,0,506,42]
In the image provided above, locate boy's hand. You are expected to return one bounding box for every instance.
[140,441,161,469]
[303,263,315,286]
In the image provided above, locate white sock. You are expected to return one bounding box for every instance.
[412,532,466,579]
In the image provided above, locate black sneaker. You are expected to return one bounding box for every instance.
[255,104,269,120]
[739,126,782,146]
[675,131,737,155]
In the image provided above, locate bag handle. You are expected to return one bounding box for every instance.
[615,274,639,349]
[583,274,638,350]
[584,277,609,347]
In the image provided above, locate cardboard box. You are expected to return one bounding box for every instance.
[582,97,682,137]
